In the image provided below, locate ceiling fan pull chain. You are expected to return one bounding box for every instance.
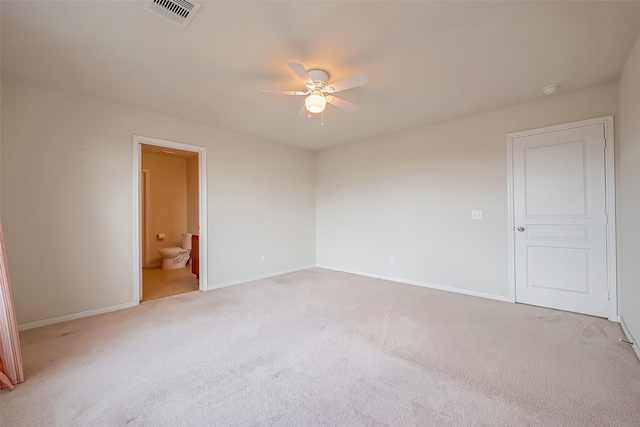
[322,111,324,126]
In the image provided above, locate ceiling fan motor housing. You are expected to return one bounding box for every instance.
[307,69,330,91]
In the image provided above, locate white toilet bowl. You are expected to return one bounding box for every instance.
[158,247,191,270]
[158,233,192,270]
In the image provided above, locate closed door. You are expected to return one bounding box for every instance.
[512,123,608,317]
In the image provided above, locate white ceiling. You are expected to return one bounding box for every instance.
[2,1,640,151]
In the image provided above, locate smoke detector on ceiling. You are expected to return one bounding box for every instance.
[144,0,201,29]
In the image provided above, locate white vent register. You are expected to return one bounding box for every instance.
[144,0,201,29]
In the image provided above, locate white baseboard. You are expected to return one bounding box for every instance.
[18,301,139,331]
[619,315,640,361]
[316,264,512,303]
[17,265,315,330]
[17,265,511,330]
[207,265,317,291]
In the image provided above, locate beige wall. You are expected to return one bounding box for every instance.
[618,33,640,349]
[186,155,199,236]
[0,71,633,329]
[1,76,316,325]
[316,83,618,298]
[142,152,188,267]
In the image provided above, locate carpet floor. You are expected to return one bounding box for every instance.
[1,268,639,426]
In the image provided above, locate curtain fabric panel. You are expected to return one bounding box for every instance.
[0,220,23,390]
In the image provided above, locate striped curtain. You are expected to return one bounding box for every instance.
[0,219,23,390]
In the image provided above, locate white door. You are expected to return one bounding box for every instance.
[512,123,609,317]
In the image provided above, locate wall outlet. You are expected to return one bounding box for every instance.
[390,255,396,264]
[261,253,267,262]
[472,210,483,220]
[285,251,290,258]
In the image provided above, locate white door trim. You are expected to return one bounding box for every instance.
[132,135,208,303]
[506,116,617,321]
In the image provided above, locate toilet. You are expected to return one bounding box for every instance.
[158,233,192,270]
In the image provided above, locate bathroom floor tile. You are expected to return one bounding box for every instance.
[142,265,198,301]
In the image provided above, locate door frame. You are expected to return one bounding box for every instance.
[506,116,617,321]
[141,168,151,269]
[132,135,208,302]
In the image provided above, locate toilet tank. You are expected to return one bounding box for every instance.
[181,233,192,249]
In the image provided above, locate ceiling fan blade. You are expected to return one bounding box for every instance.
[260,90,307,95]
[326,73,368,93]
[288,62,314,87]
[326,96,359,112]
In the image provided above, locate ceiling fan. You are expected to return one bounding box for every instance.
[261,62,368,116]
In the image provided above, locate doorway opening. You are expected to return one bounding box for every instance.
[133,136,208,303]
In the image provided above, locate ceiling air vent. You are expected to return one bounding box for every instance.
[144,0,201,29]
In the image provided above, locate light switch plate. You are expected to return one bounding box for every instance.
[472,210,483,220]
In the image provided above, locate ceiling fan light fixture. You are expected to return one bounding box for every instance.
[305,92,326,113]
[262,62,367,116]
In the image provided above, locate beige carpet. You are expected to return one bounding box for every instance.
[2,268,639,426]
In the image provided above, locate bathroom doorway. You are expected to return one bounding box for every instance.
[133,136,208,303]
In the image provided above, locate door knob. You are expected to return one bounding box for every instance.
[517,227,525,232]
